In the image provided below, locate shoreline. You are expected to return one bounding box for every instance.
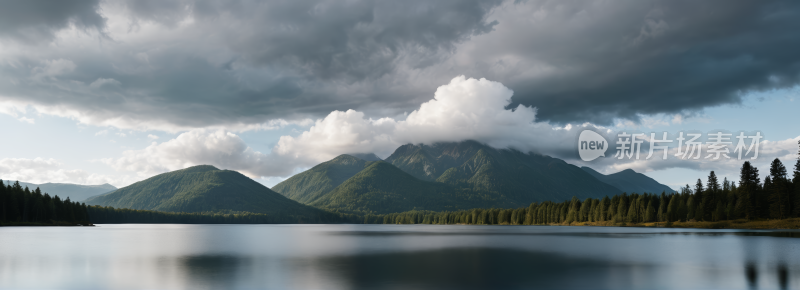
[554,218,800,230]
[0,221,95,227]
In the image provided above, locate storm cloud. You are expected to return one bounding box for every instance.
[0,0,799,130]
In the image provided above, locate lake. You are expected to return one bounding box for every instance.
[1,224,799,290]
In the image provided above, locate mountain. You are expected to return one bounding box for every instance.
[15,181,117,201]
[85,165,323,218]
[274,141,624,214]
[272,154,375,204]
[348,153,382,161]
[385,141,622,204]
[307,161,510,214]
[581,167,676,194]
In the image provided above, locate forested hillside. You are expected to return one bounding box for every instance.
[385,141,623,203]
[273,154,374,204]
[86,165,329,219]
[308,161,513,214]
[361,158,800,226]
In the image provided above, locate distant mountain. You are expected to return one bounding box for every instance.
[385,141,622,203]
[581,167,676,194]
[85,165,323,218]
[274,141,623,214]
[15,181,117,201]
[307,161,509,214]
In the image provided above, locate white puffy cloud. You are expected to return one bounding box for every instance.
[0,157,128,185]
[273,76,589,164]
[103,129,290,178]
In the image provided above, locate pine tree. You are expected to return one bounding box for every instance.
[644,200,655,222]
[767,158,789,219]
[740,161,762,220]
[666,195,678,222]
[677,197,688,222]
[704,172,720,221]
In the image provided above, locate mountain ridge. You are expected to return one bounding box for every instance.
[86,165,323,217]
[581,167,676,194]
[14,181,117,201]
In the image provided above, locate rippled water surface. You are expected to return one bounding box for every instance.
[2,224,800,289]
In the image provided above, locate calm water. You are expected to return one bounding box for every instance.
[2,224,800,290]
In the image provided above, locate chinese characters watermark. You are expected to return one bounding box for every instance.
[614,131,762,160]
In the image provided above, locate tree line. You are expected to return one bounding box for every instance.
[0,180,91,225]
[363,157,800,225]
[86,205,357,224]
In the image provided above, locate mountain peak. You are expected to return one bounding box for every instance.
[347,153,382,161]
[178,165,220,174]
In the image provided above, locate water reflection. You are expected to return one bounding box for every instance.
[313,248,650,290]
[778,264,789,290]
[746,262,759,290]
[2,225,800,290]
[178,255,245,288]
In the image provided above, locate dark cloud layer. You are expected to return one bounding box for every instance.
[502,0,800,125]
[0,0,799,130]
[0,0,105,43]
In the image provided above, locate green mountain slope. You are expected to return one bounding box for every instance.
[581,167,676,194]
[272,154,374,204]
[17,181,117,201]
[308,161,510,214]
[274,141,670,215]
[85,165,321,217]
[385,141,622,204]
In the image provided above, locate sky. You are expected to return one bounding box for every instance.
[1,0,799,191]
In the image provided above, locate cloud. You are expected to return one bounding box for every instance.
[0,0,501,131]
[463,0,800,125]
[0,157,127,185]
[147,134,158,140]
[0,0,105,44]
[4,1,798,131]
[17,117,34,124]
[103,129,290,178]
[89,78,121,88]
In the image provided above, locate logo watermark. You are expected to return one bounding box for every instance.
[578,130,608,161]
[579,130,763,162]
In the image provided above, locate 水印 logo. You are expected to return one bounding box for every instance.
[579,130,608,161]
